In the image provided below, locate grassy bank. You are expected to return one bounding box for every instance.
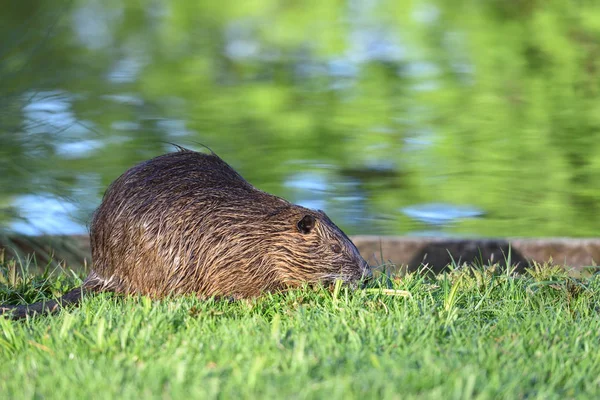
[1,255,599,399]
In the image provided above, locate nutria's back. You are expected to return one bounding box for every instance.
[85,149,371,299]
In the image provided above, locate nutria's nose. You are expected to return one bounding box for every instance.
[361,262,373,280]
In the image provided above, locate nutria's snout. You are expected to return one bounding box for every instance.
[362,262,374,281]
[341,260,372,288]
[359,262,374,287]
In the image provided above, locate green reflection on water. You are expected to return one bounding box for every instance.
[1,0,600,237]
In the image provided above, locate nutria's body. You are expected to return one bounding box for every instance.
[1,148,371,318]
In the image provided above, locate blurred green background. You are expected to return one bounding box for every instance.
[1,0,600,237]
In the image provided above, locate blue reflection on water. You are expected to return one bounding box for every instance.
[10,194,88,235]
[402,203,485,225]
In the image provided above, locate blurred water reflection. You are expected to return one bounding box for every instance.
[2,1,600,237]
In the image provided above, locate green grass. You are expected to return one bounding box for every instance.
[1,254,600,400]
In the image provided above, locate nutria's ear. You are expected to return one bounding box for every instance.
[297,215,316,234]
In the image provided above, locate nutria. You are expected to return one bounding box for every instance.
[1,148,371,318]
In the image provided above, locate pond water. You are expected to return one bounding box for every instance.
[2,1,600,237]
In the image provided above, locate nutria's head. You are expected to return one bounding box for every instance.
[265,207,372,288]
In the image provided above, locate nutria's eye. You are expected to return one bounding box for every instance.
[297,214,316,234]
[331,244,342,254]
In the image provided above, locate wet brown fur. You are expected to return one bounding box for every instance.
[1,148,370,318]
